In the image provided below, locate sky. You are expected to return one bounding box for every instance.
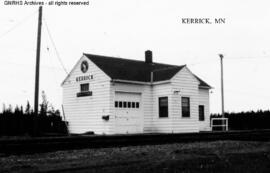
[0,0,270,114]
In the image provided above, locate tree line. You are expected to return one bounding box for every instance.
[0,91,68,136]
[211,110,270,130]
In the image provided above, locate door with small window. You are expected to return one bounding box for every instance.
[114,92,142,134]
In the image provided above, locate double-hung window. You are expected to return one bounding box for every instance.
[159,97,168,118]
[182,97,190,118]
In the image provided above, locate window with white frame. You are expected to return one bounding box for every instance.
[181,97,190,118]
[159,97,168,118]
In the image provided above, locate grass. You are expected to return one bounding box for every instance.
[0,140,269,172]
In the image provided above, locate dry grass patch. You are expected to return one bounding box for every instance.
[0,140,269,172]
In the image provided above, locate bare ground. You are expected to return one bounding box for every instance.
[0,140,269,173]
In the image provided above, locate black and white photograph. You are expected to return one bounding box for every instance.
[0,0,270,172]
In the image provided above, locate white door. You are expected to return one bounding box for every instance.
[114,92,142,134]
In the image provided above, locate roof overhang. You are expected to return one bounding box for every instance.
[111,79,171,85]
[199,86,212,89]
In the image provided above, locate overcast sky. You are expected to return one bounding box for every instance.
[0,0,270,113]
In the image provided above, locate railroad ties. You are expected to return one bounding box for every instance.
[0,130,270,155]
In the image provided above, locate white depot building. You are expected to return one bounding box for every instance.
[62,50,212,134]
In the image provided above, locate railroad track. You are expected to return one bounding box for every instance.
[0,130,270,155]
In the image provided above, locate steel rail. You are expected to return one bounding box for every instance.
[0,130,269,155]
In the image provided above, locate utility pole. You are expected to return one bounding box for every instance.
[34,6,42,116]
[219,54,225,130]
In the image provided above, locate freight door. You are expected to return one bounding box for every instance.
[114,92,142,134]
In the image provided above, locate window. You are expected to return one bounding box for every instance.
[115,101,118,108]
[119,101,122,108]
[123,102,127,108]
[136,102,140,108]
[80,83,89,92]
[77,83,92,97]
[199,105,205,121]
[159,97,168,118]
[182,97,190,117]
[128,102,131,108]
[132,102,135,108]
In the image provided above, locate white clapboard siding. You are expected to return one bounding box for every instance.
[62,55,112,134]
[170,66,200,133]
[145,83,173,133]
[142,86,153,133]
[198,88,211,131]
[62,55,210,134]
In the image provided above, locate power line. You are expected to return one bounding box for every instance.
[226,56,270,60]
[0,60,65,71]
[212,85,270,99]
[0,10,38,40]
[43,18,68,75]
[188,55,270,66]
[188,59,217,66]
[47,40,62,85]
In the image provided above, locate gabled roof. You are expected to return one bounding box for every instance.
[84,53,183,82]
[194,75,212,89]
[83,53,211,88]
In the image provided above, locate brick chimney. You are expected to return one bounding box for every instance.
[145,50,152,64]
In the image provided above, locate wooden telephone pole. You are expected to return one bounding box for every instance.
[219,54,225,130]
[34,6,42,116]
[219,54,224,117]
